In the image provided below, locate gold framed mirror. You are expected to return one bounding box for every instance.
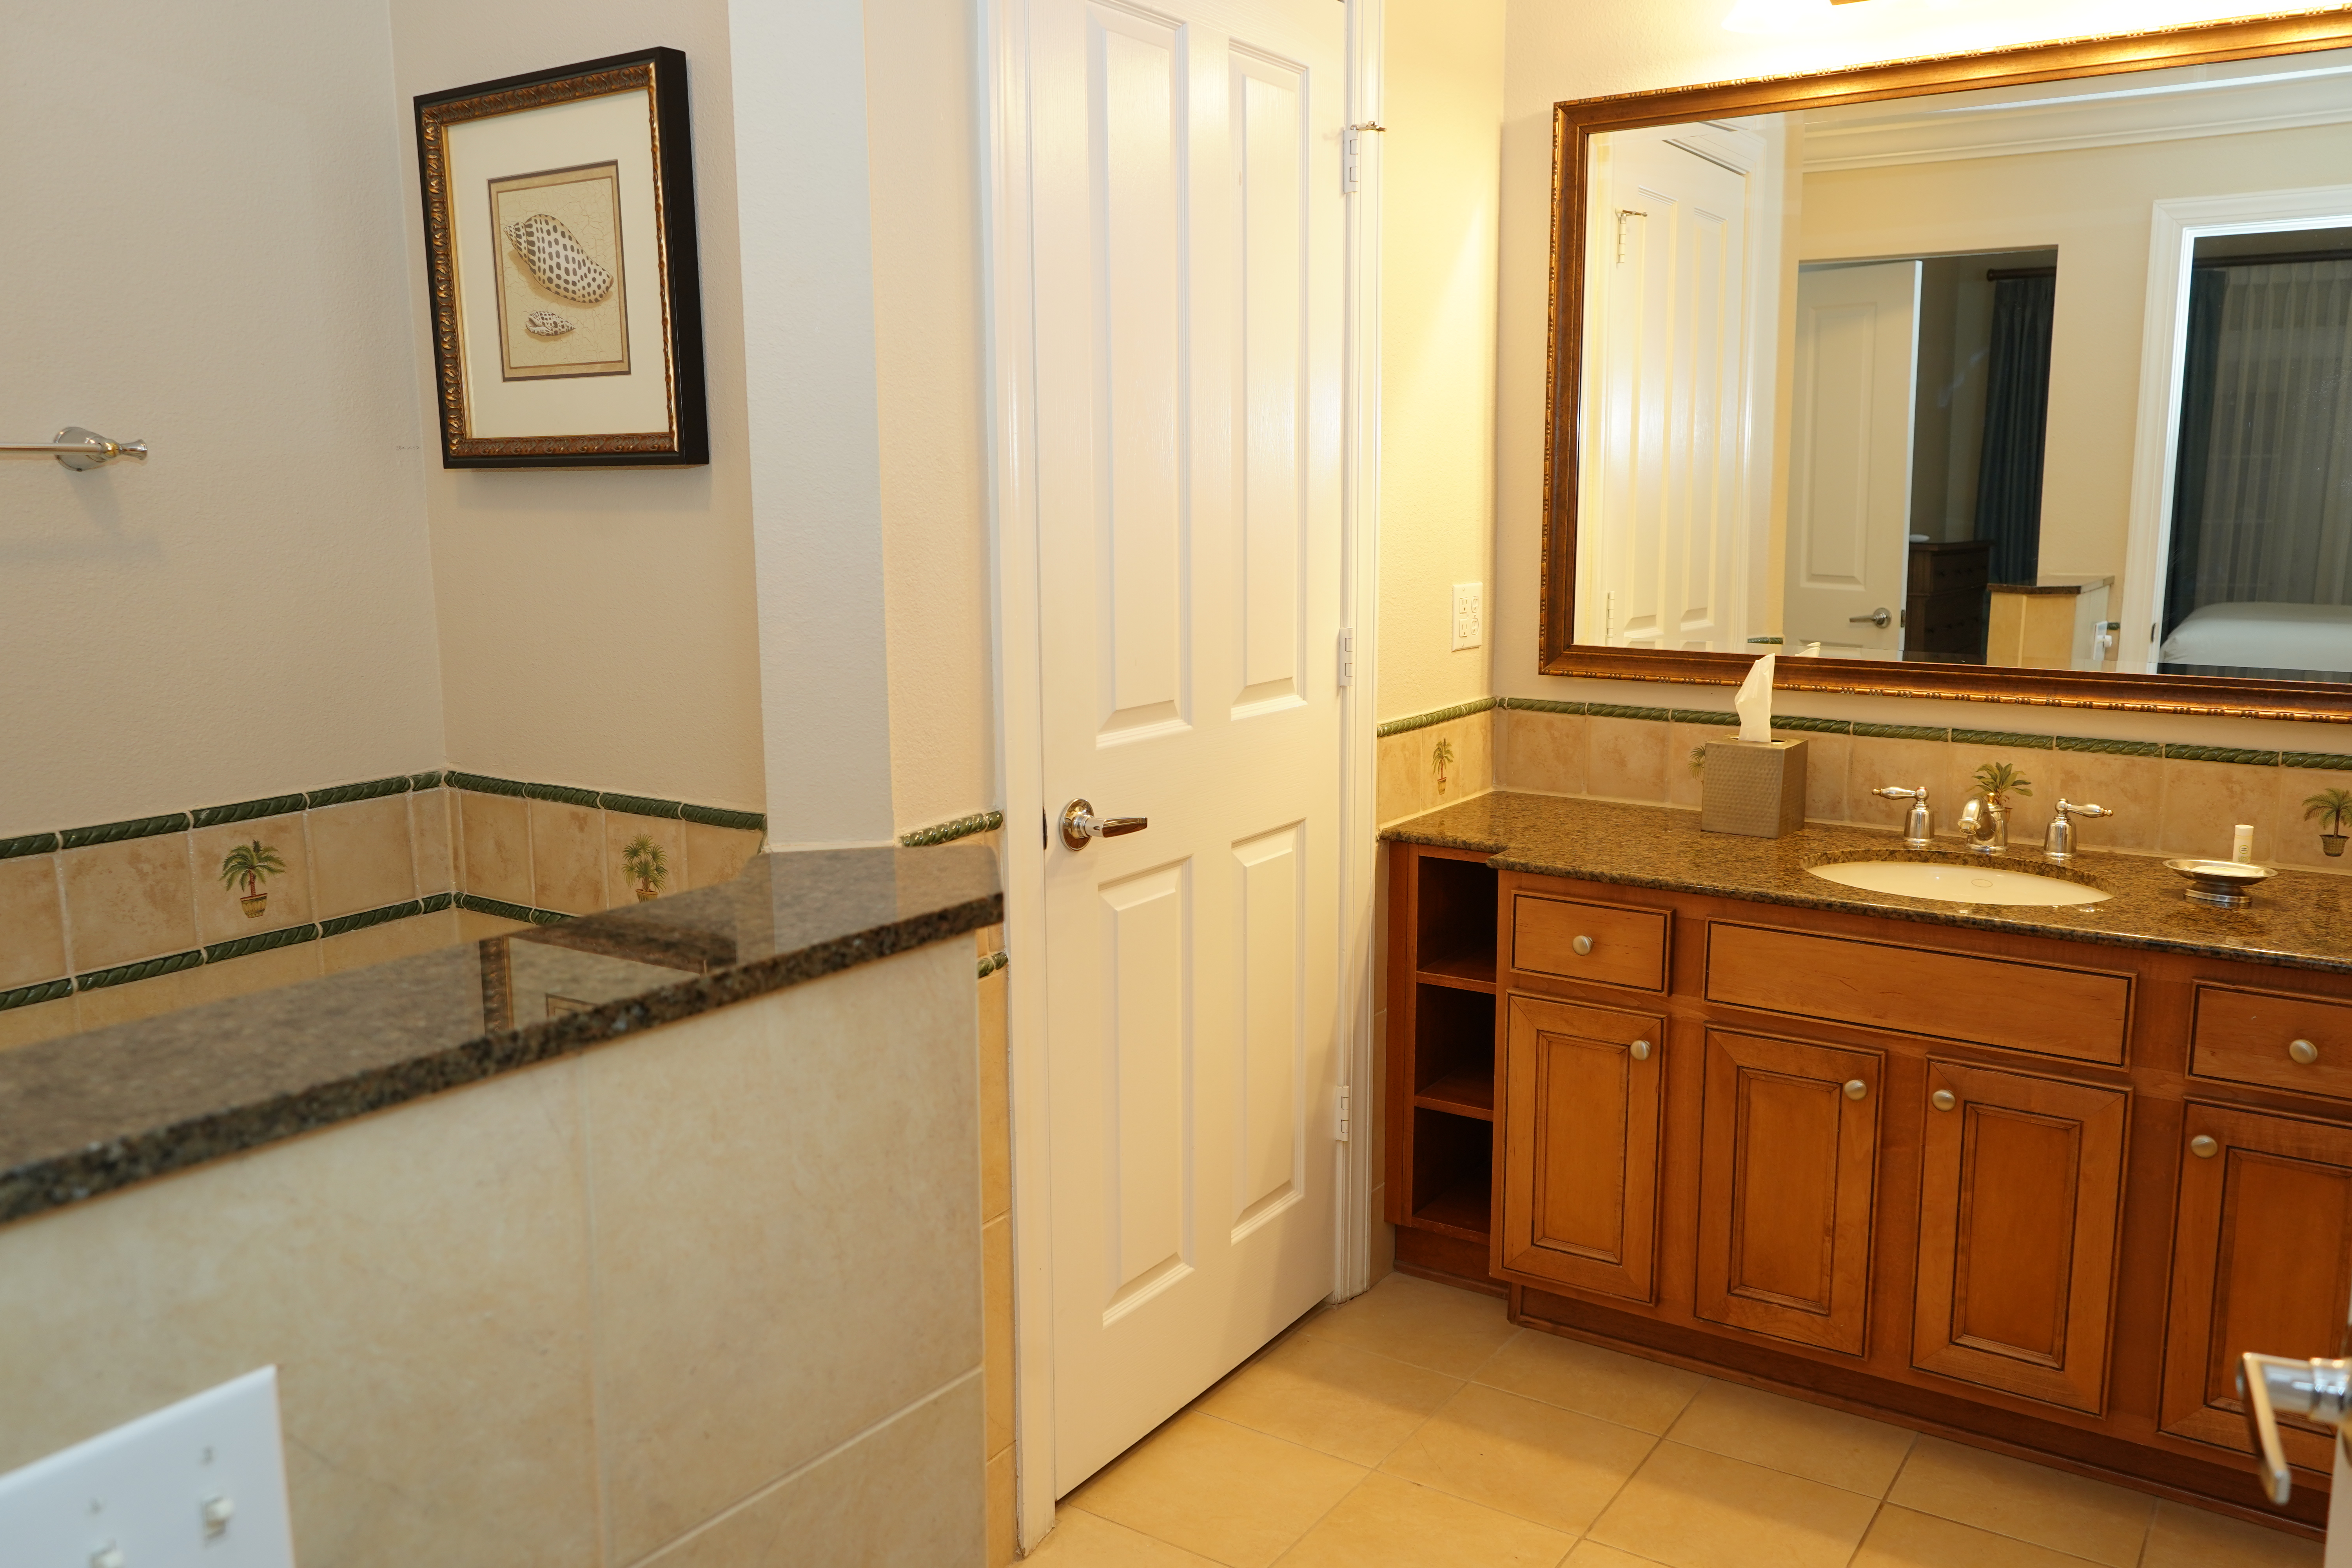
[1541,12,2352,720]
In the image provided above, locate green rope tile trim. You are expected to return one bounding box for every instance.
[903,810,1005,847]
[192,794,309,829]
[1376,697,1498,739]
[204,925,320,965]
[1853,724,1949,742]
[601,792,684,820]
[977,950,1009,980]
[1949,729,2056,750]
[682,803,766,833]
[420,891,456,913]
[304,776,412,809]
[410,770,448,791]
[0,978,72,1013]
[319,901,425,940]
[61,813,191,850]
[454,892,572,926]
[2164,744,2281,767]
[77,950,203,992]
[526,782,601,809]
[2282,752,2352,772]
[1773,715,1852,735]
[2056,737,2161,757]
[446,771,528,798]
[1670,709,1739,727]
[1586,704,1675,722]
[0,832,60,861]
[1497,698,1586,716]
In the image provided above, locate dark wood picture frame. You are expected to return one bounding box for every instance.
[415,48,708,468]
[1541,12,2352,723]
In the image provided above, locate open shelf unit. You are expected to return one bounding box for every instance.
[1386,844,1501,1281]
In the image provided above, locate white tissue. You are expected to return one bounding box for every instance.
[1735,653,1775,743]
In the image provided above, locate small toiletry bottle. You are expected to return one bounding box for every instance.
[2232,824,2255,863]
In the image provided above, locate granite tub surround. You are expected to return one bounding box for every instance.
[0,843,1000,1227]
[1382,791,2352,973]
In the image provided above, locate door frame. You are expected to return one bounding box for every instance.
[978,0,1385,1547]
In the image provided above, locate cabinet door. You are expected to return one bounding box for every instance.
[1498,992,1665,1301]
[2162,1103,2352,1470]
[1695,1029,1882,1354]
[1913,1060,2127,1413]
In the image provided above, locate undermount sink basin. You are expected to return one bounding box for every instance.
[1806,859,2111,907]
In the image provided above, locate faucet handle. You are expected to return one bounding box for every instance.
[2055,799,2112,820]
[1873,785,1929,801]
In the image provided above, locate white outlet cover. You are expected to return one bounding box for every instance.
[0,1366,295,1568]
[1451,582,1484,651]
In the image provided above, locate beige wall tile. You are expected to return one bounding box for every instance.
[2158,759,2279,865]
[979,960,1010,1222]
[2048,750,2165,853]
[458,791,533,906]
[410,788,456,896]
[1379,713,1494,825]
[1946,742,2056,849]
[70,968,200,1031]
[1664,1379,1911,1497]
[1029,1506,1222,1565]
[186,939,322,1005]
[584,942,981,1564]
[1586,716,1669,803]
[984,1214,1014,1458]
[321,909,462,975]
[308,795,417,920]
[605,810,685,904]
[985,1442,1018,1568]
[1886,1435,2152,1567]
[1849,737,1946,835]
[2142,1498,2319,1568]
[0,1057,600,1568]
[2276,765,2352,873]
[1381,1382,1654,1535]
[1780,731,1849,822]
[456,909,532,943]
[191,813,313,947]
[0,995,79,1052]
[1301,1273,1515,1377]
[1666,724,1716,809]
[1279,1470,1575,1568]
[0,854,67,988]
[1473,1330,1703,1435]
[637,1373,985,1568]
[1067,1411,1364,1568]
[1855,1505,2102,1568]
[529,799,607,916]
[1499,709,1587,795]
[1197,1333,1461,1467]
[58,833,199,973]
[1589,1441,1878,1568]
[683,822,764,890]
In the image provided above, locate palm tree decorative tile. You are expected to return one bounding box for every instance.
[622,834,670,901]
[2305,788,2352,858]
[1432,737,1455,795]
[219,840,287,919]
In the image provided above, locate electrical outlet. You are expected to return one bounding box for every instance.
[1451,582,1484,651]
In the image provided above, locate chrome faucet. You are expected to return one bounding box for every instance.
[1871,785,1933,849]
[2043,799,2113,863]
[1956,794,2009,855]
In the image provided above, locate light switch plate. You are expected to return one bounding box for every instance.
[1451,582,1484,651]
[0,1366,296,1567]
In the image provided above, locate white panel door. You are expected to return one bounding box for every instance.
[1027,0,1345,1494]
[1581,125,1762,652]
[1784,261,1920,657]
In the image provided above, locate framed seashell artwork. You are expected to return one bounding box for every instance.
[413,49,707,466]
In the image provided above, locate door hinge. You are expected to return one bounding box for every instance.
[1342,121,1385,195]
[1336,1086,1352,1143]
[1337,627,1355,688]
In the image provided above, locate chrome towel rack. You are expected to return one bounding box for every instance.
[1,427,147,470]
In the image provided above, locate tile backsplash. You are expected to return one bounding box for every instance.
[0,773,766,1049]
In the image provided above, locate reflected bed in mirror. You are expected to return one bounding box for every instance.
[1543,13,2352,718]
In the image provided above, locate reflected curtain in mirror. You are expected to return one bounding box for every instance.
[1975,273,2055,587]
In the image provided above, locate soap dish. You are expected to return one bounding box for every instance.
[2164,858,2276,908]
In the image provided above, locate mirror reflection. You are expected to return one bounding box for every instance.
[1573,49,2352,681]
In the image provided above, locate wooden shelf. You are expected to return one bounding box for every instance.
[1414,1070,1494,1120]
[1415,953,1497,993]
[1410,1176,1493,1241]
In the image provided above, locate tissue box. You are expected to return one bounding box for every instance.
[1702,739,1808,838]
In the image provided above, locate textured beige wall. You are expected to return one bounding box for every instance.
[1377,0,1508,724]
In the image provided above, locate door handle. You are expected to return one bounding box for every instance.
[1849,606,1892,628]
[1060,799,1149,851]
[2239,1352,2352,1505]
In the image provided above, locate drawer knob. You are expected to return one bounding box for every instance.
[1844,1078,1869,1102]
[1931,1089,1956,1112]
[2290,1038,2320,1065]
[1630,1039,1651,1061]
[2192,1134,2219,1158]
[1571,935,1594,956]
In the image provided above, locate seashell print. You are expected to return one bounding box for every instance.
[524,309,576,338]
[504,213,613,304]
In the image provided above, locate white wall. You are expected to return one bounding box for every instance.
[0,1,445,838]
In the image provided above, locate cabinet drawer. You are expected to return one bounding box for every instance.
[1512,895,1668,992]
[1705,923,2131,1065]
[2192,985,2352,1100]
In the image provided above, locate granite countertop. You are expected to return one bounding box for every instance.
[1383,792,2352,974]
[0,846,1001,1227]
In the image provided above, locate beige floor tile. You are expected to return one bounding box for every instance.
[1033,1505,1225,1566]
[1069,1412,1365,1568]
[1303,1274,1517,1377]
[1273,1471,1575,1568]
[1565,1544,1664,1567]
[1852,1505,2096,1568]
[2141,1499,2320,1567]
[1886,1437,2151,1568]
[1474,1330,1704,1435]
[1587,1441,1878,1568]
[1664,1378,1912,1496]
[1197,1332,1462,1466]
[1381,1382,1655,1536]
